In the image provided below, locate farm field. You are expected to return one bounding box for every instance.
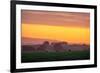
[21,50,90,63]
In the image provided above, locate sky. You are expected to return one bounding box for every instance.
[21,10,90,45]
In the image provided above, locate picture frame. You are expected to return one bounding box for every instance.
[10,0,97,72]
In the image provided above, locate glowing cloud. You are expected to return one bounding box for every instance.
[22,24,90,44]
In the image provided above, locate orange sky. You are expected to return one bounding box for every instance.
[21,10,90,45]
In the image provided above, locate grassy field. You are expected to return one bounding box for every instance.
[21,51,90,63]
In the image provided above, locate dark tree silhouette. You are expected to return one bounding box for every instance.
[37,41,50,51]
[43,41,49,45]
[68,49,71,52]
[53,43,63,52]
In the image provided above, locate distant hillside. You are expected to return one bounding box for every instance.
[22,37,60,45]
[22,41,90,52]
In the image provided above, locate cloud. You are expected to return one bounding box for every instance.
[21,10,90,28]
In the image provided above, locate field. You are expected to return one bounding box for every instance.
[21,50,90,63]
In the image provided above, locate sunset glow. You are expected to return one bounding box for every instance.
[22,24,90,44]
[21,10,90,45]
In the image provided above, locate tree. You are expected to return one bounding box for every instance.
[43,41,49,45]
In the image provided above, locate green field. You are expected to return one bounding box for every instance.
[21,51,90,63]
